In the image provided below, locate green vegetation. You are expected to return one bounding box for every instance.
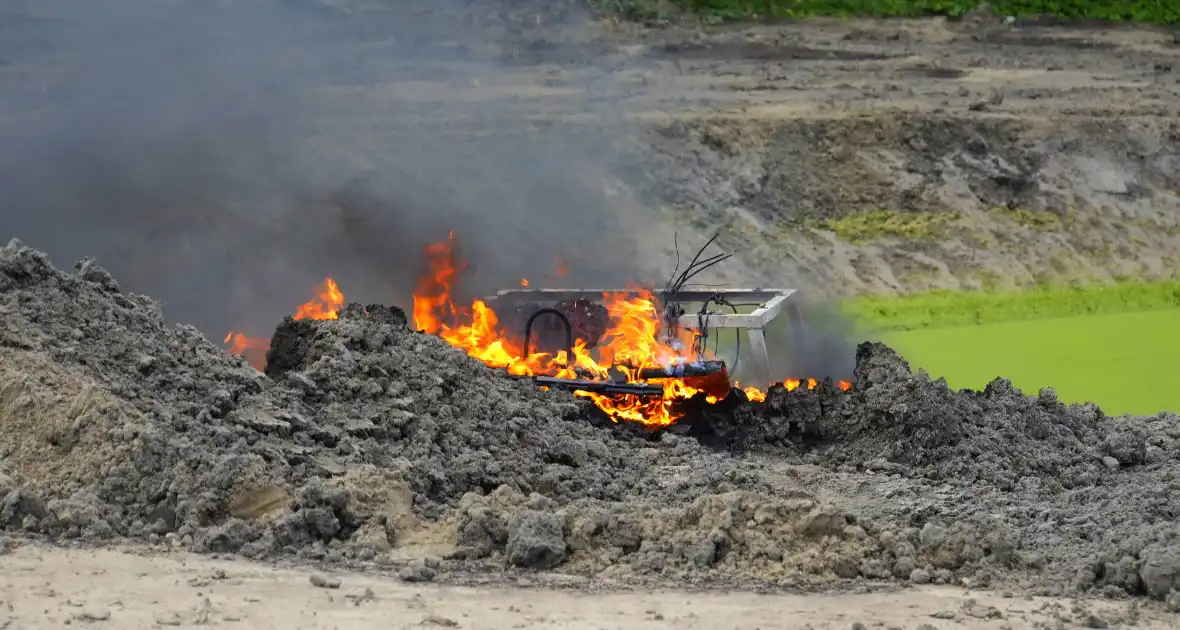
[988,206,1060,230]
[592,0,1180,24]
[671,0,979,20]
[880,309,1180,415]
[840,280,1180,414]
[814,209,956,243]
[845,280,1180,332]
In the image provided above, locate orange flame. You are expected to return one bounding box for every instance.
[224,277,347,370]
[221,236,855,426]
[410,234,852,426]
[223,332,269,371]
[294,278,345,321]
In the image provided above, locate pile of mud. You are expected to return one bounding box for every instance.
[687,341,1174,490]
[2,239,1179,604]
[817,342,1176,486]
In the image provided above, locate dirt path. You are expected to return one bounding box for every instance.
[0,543,1170,630]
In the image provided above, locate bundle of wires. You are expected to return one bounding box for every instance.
[660,233,742,366]
[661,233,733,299]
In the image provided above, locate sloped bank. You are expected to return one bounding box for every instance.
[631,114,1180,295]
[0,239,1178,604]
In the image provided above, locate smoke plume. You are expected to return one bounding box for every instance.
[0,0,859,383]
[0,0,651,337]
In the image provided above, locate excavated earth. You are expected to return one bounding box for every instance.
[2,240,1180,612]
[3,3,1180,623]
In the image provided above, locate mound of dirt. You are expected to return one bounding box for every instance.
[816,342,1172,488]
[3,238,1180,603]
[680,340,1172,492]
[0,240,774,551]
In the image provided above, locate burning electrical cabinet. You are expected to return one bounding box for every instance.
[484,287,806,399]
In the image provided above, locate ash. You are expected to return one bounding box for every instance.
[2,240,1180,604]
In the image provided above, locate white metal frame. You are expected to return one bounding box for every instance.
[483,288,804,386]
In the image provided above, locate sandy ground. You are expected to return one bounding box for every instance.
[1,542,1171,629]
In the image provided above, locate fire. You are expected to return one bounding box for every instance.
[740,384,767,402]
[224,277,347,370]
[410,234,852,426]
[410,242,702,424]
[223,332,268,371]
[220,235,855,427]
[293,278,345,320]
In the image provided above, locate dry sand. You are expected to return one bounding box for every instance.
[2,542,1172,629]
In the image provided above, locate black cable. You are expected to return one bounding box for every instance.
[693,293,741,371]
[677,255,732,290]
[693,296,711,359]
[724,300,740,373]
[676,234,718,286]
[665,234,723,298]
[673,257,732,295]
[523,308,573,365]
[661,233,738,363]
[715,298,741,374]
[663,231,682,295]
[669,253,730,295]
[687,291,708,359]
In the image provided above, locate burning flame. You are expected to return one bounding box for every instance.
[739,383,767,402]
[293,278,345,321]
[224,278,346,370]
[220,235,854,426]
[223,332,268,370]
[410,234,851,426]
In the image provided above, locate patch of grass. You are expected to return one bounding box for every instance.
[662,0,1180,23]
[845,280,1180,332]
[880,309,1180,415]
[989,0,1180,24]
[588,0,683,21]
[814,209,955,243]
[1131,217,1180,237]
[671,0,976,20]
[989,207,1060,230]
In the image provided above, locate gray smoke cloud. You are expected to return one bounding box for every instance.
[0,0,859,384]
[765,300,857,382]
[703,299,856,385]
[0,0,652,338]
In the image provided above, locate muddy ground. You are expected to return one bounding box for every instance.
[2,238,1180,625]
[2,2,1180,627]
